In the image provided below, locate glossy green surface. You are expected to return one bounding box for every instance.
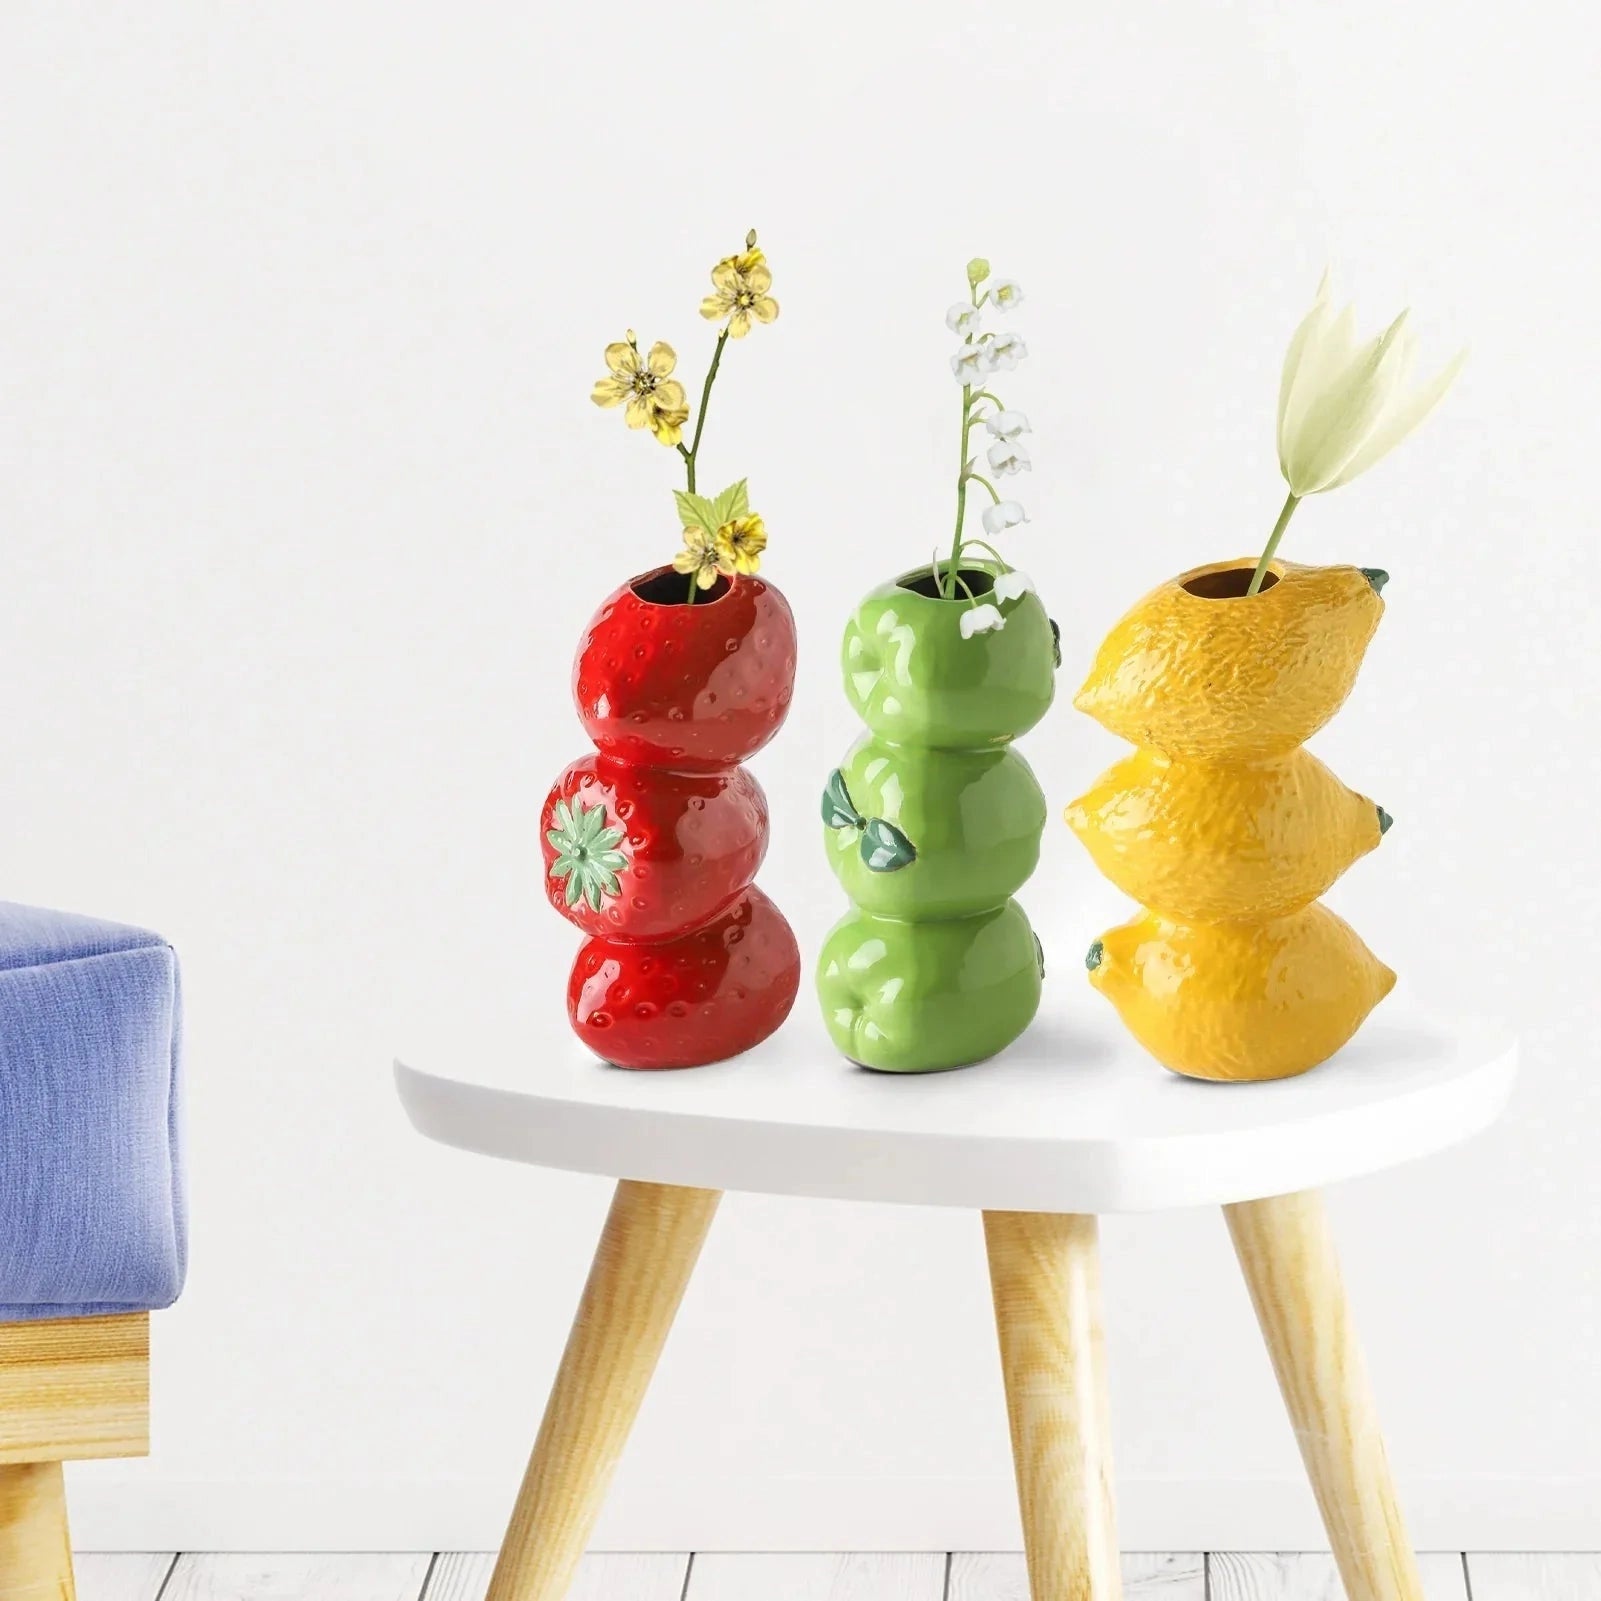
[816,900,1045,1073]
[817,564,1056,1071]
[823,736,1046,920]
[842,566,1057,748]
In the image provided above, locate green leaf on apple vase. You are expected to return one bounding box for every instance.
[860,817,918,873]
[821,769,865,830]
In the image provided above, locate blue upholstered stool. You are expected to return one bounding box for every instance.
[0,901,186,1594]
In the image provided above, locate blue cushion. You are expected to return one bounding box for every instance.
[0,901,186,1319]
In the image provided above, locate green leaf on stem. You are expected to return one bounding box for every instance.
[673,489,721,537]
[708,479,750,528]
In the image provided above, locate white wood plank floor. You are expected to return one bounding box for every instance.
[65,1552,1601,1600]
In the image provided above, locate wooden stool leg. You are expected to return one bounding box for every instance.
[983,1211,1122,1601]
[1225,1190,1422,1601]
[486,1179,721,1601]
[0,1461,76,1601]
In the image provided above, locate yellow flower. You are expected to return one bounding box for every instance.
[591,334,691,446]
[700,247,779,339]
[715,514,766,575]
[673,527,725,589]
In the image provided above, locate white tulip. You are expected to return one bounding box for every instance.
[1278,272,1467,496]
[981,499,1028,536]
[989,279,1024,310]
[982,330,1027,371]
[993,569,1034,603]
[988,439,1031,476]
[950,344,988,386]
[946,302,982,337]
[959,603,1006,638]
[984,409,1031,439]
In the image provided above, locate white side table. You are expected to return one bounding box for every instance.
[395,1007,1515,1601]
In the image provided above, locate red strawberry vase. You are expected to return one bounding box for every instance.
[541,564,802,1068]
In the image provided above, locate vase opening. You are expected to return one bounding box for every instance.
[631,567,732,606]
[899,567,997,600]
[1182,565,1280,599]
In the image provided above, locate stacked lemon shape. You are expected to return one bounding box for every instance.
[1068,558,1396,1081]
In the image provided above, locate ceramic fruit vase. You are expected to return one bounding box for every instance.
[541,565,802,1068]
[816,562,1057,1071]
[1068,556,1395,1081]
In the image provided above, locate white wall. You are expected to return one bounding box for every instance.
[3,1,1597,1552]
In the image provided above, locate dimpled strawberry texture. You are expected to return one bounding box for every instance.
[574,573,797,770]
[568,886,802,1070]
[551,567,801,1067]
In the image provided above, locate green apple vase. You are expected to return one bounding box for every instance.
[816,562,1058,1071]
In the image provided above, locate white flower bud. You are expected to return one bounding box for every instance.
[951,345,988,386]
[959,603,1006,638]
[981,500,1028,536]
[984,409,1031,439]
[946,303,982,337]
[987,440,1031,476]
[1278,272,1466,496]
[982,330,1027,372]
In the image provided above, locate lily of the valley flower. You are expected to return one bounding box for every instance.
[951,344,988,386]
[700,246,780,338]
[591,334,692,446]
[982,499,1028,536]
[984,409,1030,439]
[988,439,1030,476]
[959,603,1006,638]
[993,569,1034,603]
[983,330,1027,371]
[947,303,982,337]
[940,256,1039,608]
[1278,273,1466,496]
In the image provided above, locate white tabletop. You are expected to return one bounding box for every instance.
[393,1003,1516,1214]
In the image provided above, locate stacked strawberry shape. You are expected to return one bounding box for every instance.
[542,565,801,1068]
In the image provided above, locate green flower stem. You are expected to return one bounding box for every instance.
[962,537,1010,567]
[676,324,732,606]
[1247,490,1301,597]
[969,390,1006,410]
[943,276,988,600]
[964,472,1002,503]
[946,386,974,599]
[682,326,731,495]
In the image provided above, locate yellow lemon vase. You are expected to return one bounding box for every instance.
[1069,558,1396,1082]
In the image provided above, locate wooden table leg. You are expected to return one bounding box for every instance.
[0,1461,76,1601]
[983,1211,1122,1601]
[486,1179,721,1601]
[1225,1189,1423,1601]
